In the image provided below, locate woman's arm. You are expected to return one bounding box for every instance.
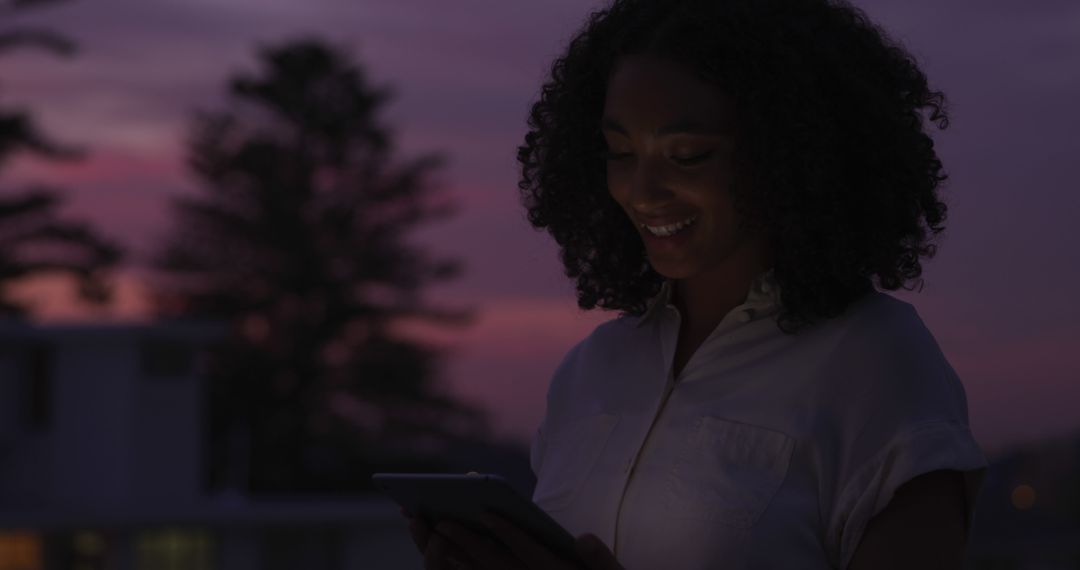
[848,469,970,569]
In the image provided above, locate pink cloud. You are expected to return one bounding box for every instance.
[949,331,1080,456]
[6,149,185,188]
[9,270,154,323]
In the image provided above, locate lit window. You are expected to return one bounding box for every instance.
[136,528,214,570]
[1011,483,1036,510]
[70,529,109,570]
[0,531,43,570]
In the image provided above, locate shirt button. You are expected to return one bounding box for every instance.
[761,282,772,293]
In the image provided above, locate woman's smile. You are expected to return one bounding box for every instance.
[641,215,699,250]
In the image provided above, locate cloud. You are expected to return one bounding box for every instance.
[948,330,1080,456]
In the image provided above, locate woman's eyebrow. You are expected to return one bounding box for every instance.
[600,116,727,136]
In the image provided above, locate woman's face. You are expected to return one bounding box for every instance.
[602,54,768,281]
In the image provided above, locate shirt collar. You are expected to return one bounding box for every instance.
[634,267,780,328]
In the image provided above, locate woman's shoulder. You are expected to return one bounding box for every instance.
[837,290,950,368]
[822,289,972,423]
[542,314,652,400]
[560,312,649,358]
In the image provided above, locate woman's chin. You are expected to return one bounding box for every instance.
[648,261,698,280]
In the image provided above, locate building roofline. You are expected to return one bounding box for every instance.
[0,495,402,530]
[0,319,229,343]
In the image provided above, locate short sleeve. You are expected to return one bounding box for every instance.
[827,419,988,569]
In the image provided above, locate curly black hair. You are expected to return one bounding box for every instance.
[516,0,951,335]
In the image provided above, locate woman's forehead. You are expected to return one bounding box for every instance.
[604,55,735,127]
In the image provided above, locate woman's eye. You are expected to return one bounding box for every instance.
[673,152,712,166]
[602,152,712,165]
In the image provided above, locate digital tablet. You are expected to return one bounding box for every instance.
[372,472,585,566]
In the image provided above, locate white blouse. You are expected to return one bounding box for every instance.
[529,268,988,569]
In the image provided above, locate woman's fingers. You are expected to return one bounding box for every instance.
[478,511,567,568]
[425,529,450,570]
[403,507,431,553]
[425,529,477,570]
[436,520,520,569]
[409,517,430,552]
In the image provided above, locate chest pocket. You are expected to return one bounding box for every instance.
[665,416,794,527]
[532,413,619,512]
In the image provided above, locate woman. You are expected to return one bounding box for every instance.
[404,0,988,567]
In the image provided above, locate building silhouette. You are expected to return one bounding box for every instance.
[0,320,426,570]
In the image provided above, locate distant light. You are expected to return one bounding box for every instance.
[0,531,44,570]
[242,314,271,342]
[73,530,105,556]
[136,528,213,569]
[1011,484,1036,510]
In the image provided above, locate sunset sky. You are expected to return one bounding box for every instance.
[3,0,1077,458]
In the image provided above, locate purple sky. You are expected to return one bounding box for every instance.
[3,0,1078,458]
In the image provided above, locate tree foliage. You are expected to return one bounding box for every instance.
[152,38,487,494]
[0,0,123,317]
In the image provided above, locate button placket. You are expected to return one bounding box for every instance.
[622,382,672,477]
[614,368,679,552]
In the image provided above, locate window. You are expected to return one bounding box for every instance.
[23,344,53,431]
[71,529,109,570]
[140,340,195,379]
[0,531,43,570]
[136,528,214,570]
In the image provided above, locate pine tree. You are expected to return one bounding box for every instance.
[151,38,488,494]
[0,0,122,316]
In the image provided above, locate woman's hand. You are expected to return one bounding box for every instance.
[402,506,624,570]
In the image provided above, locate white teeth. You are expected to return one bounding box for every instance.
[644,217,697,237]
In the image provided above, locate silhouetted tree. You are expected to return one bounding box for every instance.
[151,38,488,494]
[0,0,122,316]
